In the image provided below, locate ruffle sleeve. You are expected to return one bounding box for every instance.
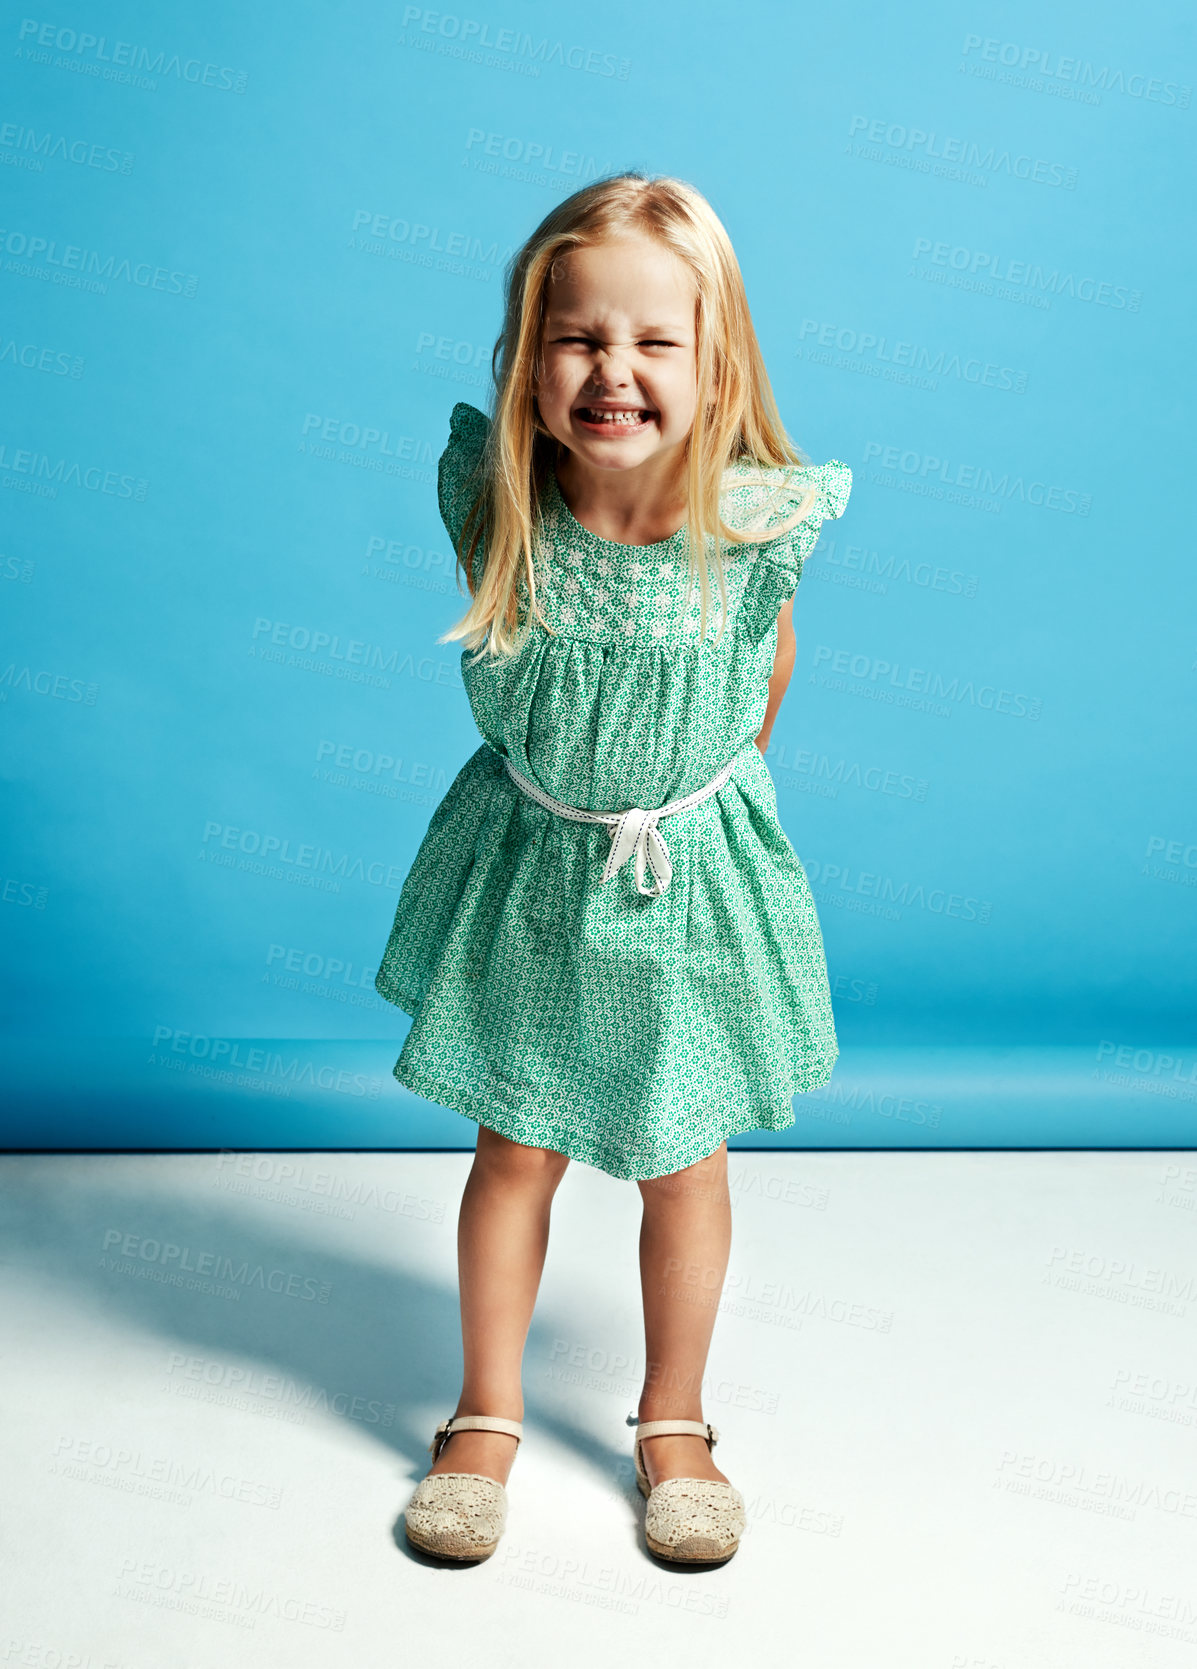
[729,458,852,642]
[756,459,852,591]
[438,401,491,585]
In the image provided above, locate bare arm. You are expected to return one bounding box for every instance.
[754,597,796,754]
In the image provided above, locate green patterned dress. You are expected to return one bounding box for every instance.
[375,401,852,1181]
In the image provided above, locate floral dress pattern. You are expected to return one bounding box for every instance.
[375,401,852,1181]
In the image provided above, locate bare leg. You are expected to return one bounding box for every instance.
[635,1141,732,1487]
[427,1124,571,1484]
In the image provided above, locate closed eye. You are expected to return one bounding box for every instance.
[554,337,680,348]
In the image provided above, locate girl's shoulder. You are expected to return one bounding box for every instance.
[443,400,491,453]
[721,456,852,608]
[720,454,853,546]
[437,402,490,560]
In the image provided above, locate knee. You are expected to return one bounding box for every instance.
[474,1125,571,1185]
[638,1142,727,1203]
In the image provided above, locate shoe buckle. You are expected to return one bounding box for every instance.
[429,1417,454,1459]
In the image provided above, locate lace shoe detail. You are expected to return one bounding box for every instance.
[642,1476,746,1561]
[404,1413,523,1561]
[630,1415,744,1563]
[404,1472,508,1560]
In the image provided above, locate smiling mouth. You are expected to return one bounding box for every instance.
[574,407,656,428]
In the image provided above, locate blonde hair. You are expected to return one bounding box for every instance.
[439,171,819,663]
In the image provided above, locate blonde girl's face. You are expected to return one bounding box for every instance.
[534,233,699,473]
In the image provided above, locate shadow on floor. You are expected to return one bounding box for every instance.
[2,1157,632,1491]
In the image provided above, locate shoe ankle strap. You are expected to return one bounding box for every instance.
[430,1413,524,1459]
[630,1417,719,1446]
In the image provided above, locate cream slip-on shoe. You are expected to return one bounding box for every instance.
[403,1414,523,1561]
[629,1415,747,1565]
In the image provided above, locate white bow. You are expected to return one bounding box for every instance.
[602,807,673,897]
[500,749,740,904]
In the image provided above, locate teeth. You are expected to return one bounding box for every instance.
[583,409,648,424]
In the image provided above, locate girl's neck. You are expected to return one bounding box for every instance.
[554,445,689,546]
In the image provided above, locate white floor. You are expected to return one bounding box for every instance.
[2,1148,1195,1667]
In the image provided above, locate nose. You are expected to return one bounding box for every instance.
[583,341,636,392]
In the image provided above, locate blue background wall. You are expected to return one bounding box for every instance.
[3,0,1195,1149]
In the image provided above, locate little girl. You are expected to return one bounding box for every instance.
[375,172,850,1567]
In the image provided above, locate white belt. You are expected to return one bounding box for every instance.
[500,751,741,899]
